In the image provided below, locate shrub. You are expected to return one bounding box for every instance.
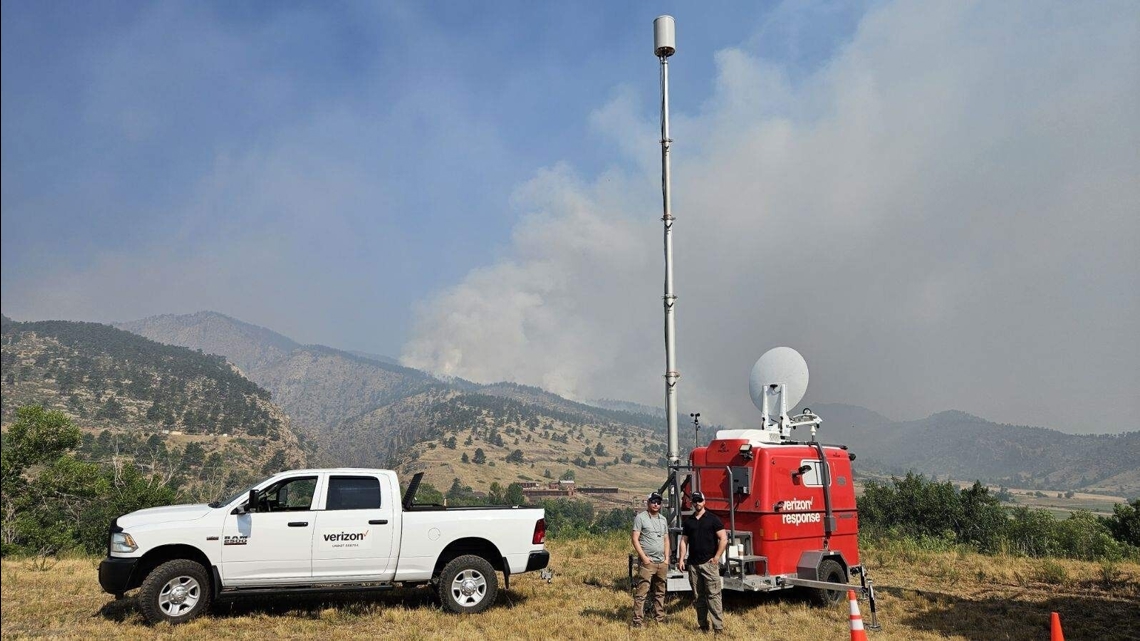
[2,406,177,555]
[857,473,1133,562]
[1099,560,1123,588]
[859,474,1003,544]
[1002,507,1058,557]
[1054,510,1125,561]
[539,499,595,538]
[1034,558,1068,584]
[1101,499,1140,547]
[591,508,636,535]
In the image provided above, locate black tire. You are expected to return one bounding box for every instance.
[437,554,498,614]
[807,558,847,607]
[137,559,212,625]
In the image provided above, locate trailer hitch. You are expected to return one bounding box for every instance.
[775,569,882,631]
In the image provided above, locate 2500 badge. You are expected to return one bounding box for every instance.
[223,534,249,546]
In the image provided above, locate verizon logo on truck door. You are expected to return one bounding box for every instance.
[319,528,372,550]
[781,498,821,526]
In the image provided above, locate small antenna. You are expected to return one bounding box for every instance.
[654,15,676,57]
[690,412,701,451]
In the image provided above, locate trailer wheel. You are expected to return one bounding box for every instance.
[438,554,498,614]
[137,559,212,625]
[807,558,846,607]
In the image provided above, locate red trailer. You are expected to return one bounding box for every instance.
[683,426,869,605]
[640,412,878,624]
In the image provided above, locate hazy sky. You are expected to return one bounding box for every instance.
[3,2,1137,435]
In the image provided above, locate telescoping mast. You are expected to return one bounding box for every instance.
[653,14,685,534]
[644,18,880,624]
[655,16,681,474]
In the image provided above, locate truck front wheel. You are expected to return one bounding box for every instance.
[137,559,212,625]
[438,554,498,614]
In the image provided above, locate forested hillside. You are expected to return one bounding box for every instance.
[1,316,308,499]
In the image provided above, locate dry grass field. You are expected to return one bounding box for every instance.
[2,536,1138,640]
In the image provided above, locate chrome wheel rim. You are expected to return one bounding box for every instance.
[158,575,201,617]
[450,569,487,607]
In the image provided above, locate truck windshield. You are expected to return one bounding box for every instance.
[209,483,257,509]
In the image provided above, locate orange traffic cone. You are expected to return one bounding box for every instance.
[848,590,868,641]
[1050,612,1064,641]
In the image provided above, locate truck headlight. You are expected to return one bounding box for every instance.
[110,532,138,554]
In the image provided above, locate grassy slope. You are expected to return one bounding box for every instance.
[2,538,1138,640]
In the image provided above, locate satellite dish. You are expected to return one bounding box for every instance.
[749,347,809,413]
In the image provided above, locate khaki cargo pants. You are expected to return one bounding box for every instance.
[688,560,723,632]
[632,560,668,624]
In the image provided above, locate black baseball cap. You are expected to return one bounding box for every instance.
[647,492,663,503]
[690,491,705,502]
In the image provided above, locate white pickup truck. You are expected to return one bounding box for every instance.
[98,469,549,624]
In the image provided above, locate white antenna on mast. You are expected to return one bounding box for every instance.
[654,15,681,466]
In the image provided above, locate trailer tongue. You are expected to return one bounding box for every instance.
[643,16,879,629]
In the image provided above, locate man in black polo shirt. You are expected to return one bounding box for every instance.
[678,491,728,634]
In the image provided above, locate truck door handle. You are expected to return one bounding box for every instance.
[369,519,388,525]
[288,521,309,527]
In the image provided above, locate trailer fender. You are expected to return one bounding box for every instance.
[796,550,848,580]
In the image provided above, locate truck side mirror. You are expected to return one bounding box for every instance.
[248,489,260,513]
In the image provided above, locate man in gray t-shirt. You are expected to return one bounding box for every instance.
[631,492,670,627]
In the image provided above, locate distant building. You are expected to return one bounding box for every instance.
[578,487,620,494]
[523,486,576,498]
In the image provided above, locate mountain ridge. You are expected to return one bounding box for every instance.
[809,403,1139,495]
[113,311,1139,497]
[116,311,438,440]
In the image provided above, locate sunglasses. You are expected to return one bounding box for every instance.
[648,499,662,504]
[693,498,705,503]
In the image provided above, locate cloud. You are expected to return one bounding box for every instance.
[402,1,1140,434]
[403,163,661,399]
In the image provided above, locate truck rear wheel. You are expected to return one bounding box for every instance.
[807,558,846,607]
[438,554,498,614]
[137,559,212,625]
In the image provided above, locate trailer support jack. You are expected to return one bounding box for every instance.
[857,567,881,631]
